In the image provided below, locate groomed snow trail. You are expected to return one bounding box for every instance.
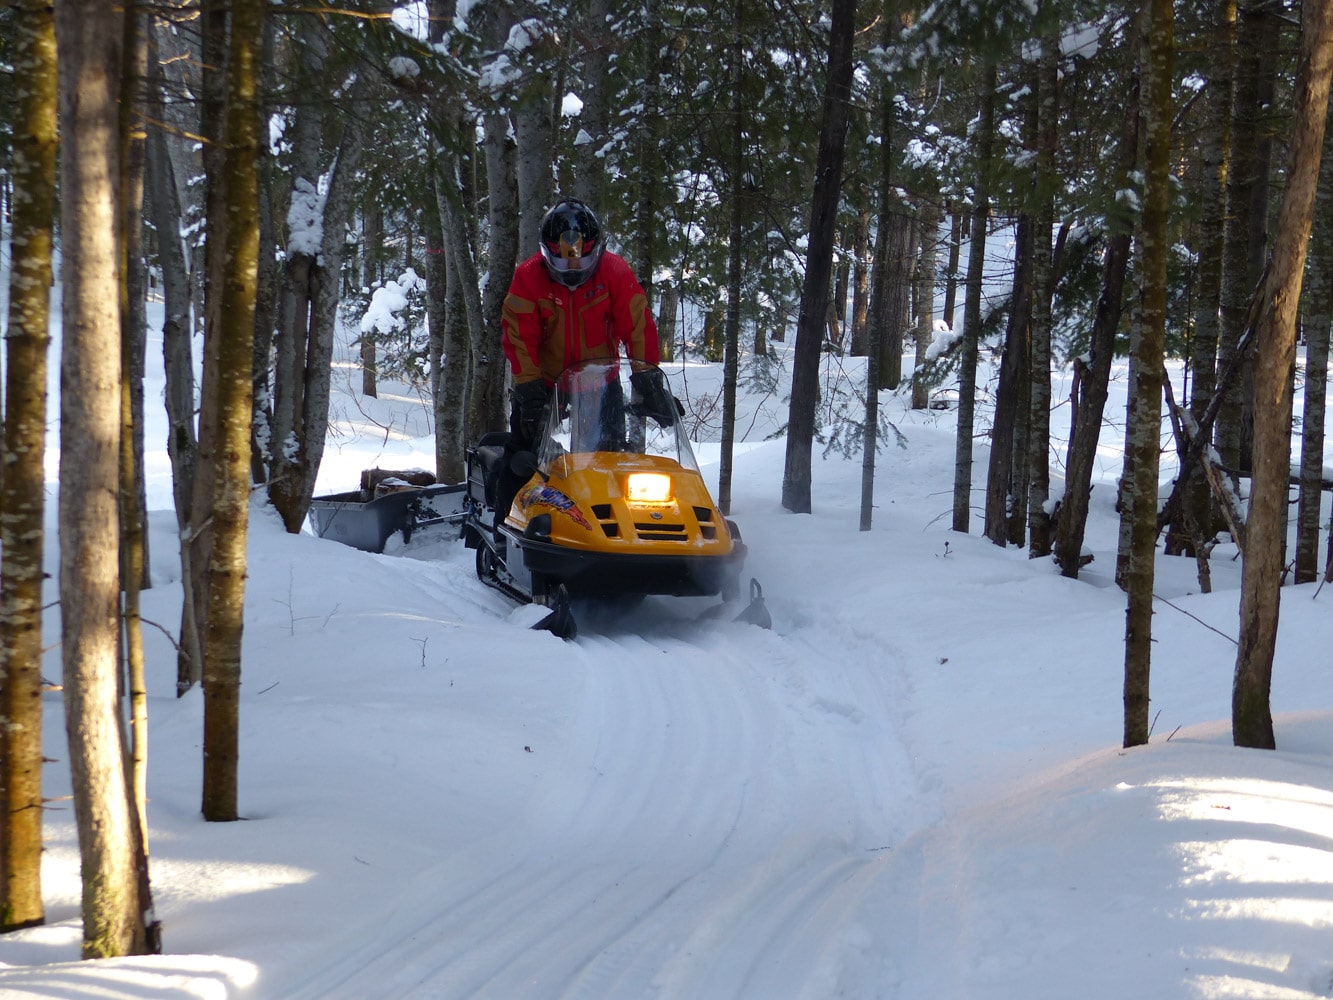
[271,583,928,1000]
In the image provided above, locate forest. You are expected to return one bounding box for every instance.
[2,0,1333,966]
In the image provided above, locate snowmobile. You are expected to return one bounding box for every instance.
[461,359,770,639]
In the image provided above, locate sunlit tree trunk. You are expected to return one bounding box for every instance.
[1234,0,1333,750]
[202,0,263,822]
[57,0,155,955]
[0,0,57,935]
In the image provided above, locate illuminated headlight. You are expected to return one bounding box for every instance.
[626,472,672,504]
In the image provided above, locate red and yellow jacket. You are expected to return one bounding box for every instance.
[501,251,660,386]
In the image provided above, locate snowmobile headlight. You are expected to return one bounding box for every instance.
[626,472,672,504]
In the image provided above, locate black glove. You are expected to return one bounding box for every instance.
[630,370,682,427]
[511,380,550,445]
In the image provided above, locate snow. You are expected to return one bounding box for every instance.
[4,307,1333,1000]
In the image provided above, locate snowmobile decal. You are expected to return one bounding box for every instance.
[518,483,593,530]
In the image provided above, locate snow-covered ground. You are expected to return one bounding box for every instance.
[3,312,1333,999]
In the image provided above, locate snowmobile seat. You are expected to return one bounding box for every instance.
[468,431,512,508]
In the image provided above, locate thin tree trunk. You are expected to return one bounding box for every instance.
[911,201,941,410]
[1123,0,1173,749]
[985,216,1033,548]
[1027,34,1058,557]
[202,0,263,823]
[1234,0,1333,750]
[0,0,57,934]
[1053,35,1141,578]
[952,59,996,534]
[1181,0,1237,556]
[782,0,855,514]
[719,4,745,516]
[1216,1,1282,478]
[851,207,872,357]
[1295,115,1333,584]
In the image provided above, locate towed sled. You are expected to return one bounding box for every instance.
[309,469,467,553]
[460,359,770,639]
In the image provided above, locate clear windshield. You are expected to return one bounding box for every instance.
[536,360,700,474]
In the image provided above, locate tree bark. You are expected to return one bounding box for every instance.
[719,3,746,516]
[1234,0,1333,751]
[782,0,855,513]
[952,59,996,534]
[202,0,263,823]
[1180,0,1237,557]
[985,214,1033,548]
[1216,1,1282,479]
[911,201,941,411]
[0,0,57,934]
[1123,0,1173,749]
[56,0,154,956]
[1294,114,1333,584]
[1052,34,1141,579]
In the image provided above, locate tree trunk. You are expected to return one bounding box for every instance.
[145,33,201,698]
[202,0,263,823]
[361,203,382,398]
[117,6,155,934]
[572,0,610,210]
[851,206,872,357]
[985,215,1033,548]
[56,0,154,956]
[911,201,941,410]
[1216,1,1282,479]
[0,0,57,934]
[1180,0,1237,557]
[1234,0,1333,750]
[1027,37,1058,558]
[1295,118,1333,584]
[942,207,962,332]
[781,0,855,514]
[185,0,231,695]
[1052,35,1141,579]
[268,75,376,532]
[1123,0,1173,749]
[719,5,746,516]
[952,59,996,534]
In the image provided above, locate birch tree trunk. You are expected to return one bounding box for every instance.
[56,0,154,955]
[0,0,57,934]
[1234,0,1333,750]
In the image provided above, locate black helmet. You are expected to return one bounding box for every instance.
[539,198,605,288]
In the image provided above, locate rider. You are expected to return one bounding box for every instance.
[494,199,673,531]
[501,197,664,446]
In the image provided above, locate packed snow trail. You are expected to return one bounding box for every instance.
[269,583,930,1000]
